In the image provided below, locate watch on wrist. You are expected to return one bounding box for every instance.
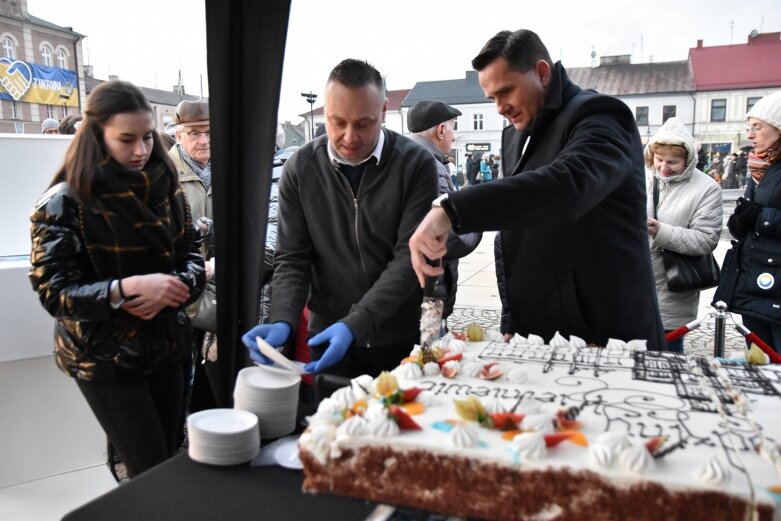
[431,193,460,232]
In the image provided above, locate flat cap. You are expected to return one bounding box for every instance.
[407,100,461,133]
[175,99,209,126]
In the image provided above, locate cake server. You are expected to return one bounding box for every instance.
[419,258,443,362]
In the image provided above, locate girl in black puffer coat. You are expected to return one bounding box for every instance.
[29,80,205,478]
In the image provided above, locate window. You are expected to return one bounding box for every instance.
[472,113,484,131]
[747,97,761,113]
[47,105,55,118]
[635,106,648,126]
[61,104,68,118]
[662,105,676,122]
[57,48,67,69]
[710,99,726,122]
[3,36,15,59]
[10,100,18,119]
[453,119,458,132]
[41,45,53,66]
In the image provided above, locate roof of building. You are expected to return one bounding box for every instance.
[298,88,410,118]
[85,77,200,106]
[402,60,693,107]
[401,71,486,107]
[567,60,692,95]
[28,15,84,37]
[689,32,781,91]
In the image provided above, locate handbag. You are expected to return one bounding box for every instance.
[653,177,720,293]
[191,280,217,332]
[660,249,720,292]
[475,171,484,182]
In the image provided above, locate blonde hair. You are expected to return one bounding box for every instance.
[647,143,687,168]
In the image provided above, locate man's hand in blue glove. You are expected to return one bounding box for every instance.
[304,322,354,373]
[241,322,292,365]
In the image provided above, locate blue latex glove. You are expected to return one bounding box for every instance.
[304,322,354,373]
[242,322,292,365]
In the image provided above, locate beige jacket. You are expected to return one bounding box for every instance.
[169,145,212,257]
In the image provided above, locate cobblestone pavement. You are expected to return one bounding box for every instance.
[448,306,747,359]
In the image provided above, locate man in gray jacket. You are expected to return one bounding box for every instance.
[407,100,481,324]
[243,59,439,377]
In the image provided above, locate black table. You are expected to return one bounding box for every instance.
[62,452,377,521]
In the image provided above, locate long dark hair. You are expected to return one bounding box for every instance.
[50,80,177,209]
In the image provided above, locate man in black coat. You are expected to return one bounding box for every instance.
[410,29,665,349]
[465,153,475,186]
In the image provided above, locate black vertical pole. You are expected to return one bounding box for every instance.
[204,0,291,406]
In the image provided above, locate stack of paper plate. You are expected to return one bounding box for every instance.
[234,365,301,439]
[187,408,260,466]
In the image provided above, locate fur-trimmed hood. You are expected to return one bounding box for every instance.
[644,117,697,183]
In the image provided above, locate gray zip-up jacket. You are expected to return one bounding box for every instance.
[269,129,439,346]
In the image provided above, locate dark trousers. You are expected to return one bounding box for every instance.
[742,316,781,353]
[310,336,417,379]
[663,330,684,353]
[76,360,187,478]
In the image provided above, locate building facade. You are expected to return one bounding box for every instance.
[0,0,84,134]
[689,32,781,157]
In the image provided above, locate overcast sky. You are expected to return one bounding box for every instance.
[26,0,781,123]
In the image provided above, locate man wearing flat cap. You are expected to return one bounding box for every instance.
[407,100,481,325]
[169,98,217,411]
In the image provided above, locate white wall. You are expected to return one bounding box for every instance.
[0,133,108,490]
[1,134,71,257]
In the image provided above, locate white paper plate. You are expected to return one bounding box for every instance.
[240,365,300,389]
[255,337,306,374]
[273,438,303,470]
[188,408,258,435]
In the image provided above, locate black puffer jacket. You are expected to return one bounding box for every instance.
[717,162,781,324]
[258,160,283,323]
[29,183,205,381]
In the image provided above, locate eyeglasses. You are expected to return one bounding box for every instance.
[184,130,210,139]
[746,124,765,134]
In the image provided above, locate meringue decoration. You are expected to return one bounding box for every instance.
[618,444,654,474]
[696,456,731,486]
[512,432,548,459]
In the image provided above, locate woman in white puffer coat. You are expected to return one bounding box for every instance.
[645,117,723,352]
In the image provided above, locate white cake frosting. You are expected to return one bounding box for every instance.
[301,336,781,516]
[512,431,547,459]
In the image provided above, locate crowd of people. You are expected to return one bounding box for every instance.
[26,28,781,481]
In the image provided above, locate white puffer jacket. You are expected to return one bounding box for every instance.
[645,117,723,329]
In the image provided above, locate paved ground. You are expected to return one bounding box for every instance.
[447,305,746,359]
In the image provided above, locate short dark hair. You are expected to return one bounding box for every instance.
[327,59,385,97]
[472,29,553,72]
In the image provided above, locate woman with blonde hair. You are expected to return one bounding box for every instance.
[29,80,205,477]
[645,117,722,352]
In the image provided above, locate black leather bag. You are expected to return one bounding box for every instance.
[660,249,720,292]
[652,177,720,293]
[191,281,217,332]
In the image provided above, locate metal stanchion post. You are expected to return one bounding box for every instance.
[713,301,727,358]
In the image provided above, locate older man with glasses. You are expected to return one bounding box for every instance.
[169,98,218,412]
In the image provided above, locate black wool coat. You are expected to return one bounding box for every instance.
[450,62,665,349]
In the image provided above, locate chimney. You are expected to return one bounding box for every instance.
[108,74,118,81]
[173,84,185,95]
[696,39,703,48]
